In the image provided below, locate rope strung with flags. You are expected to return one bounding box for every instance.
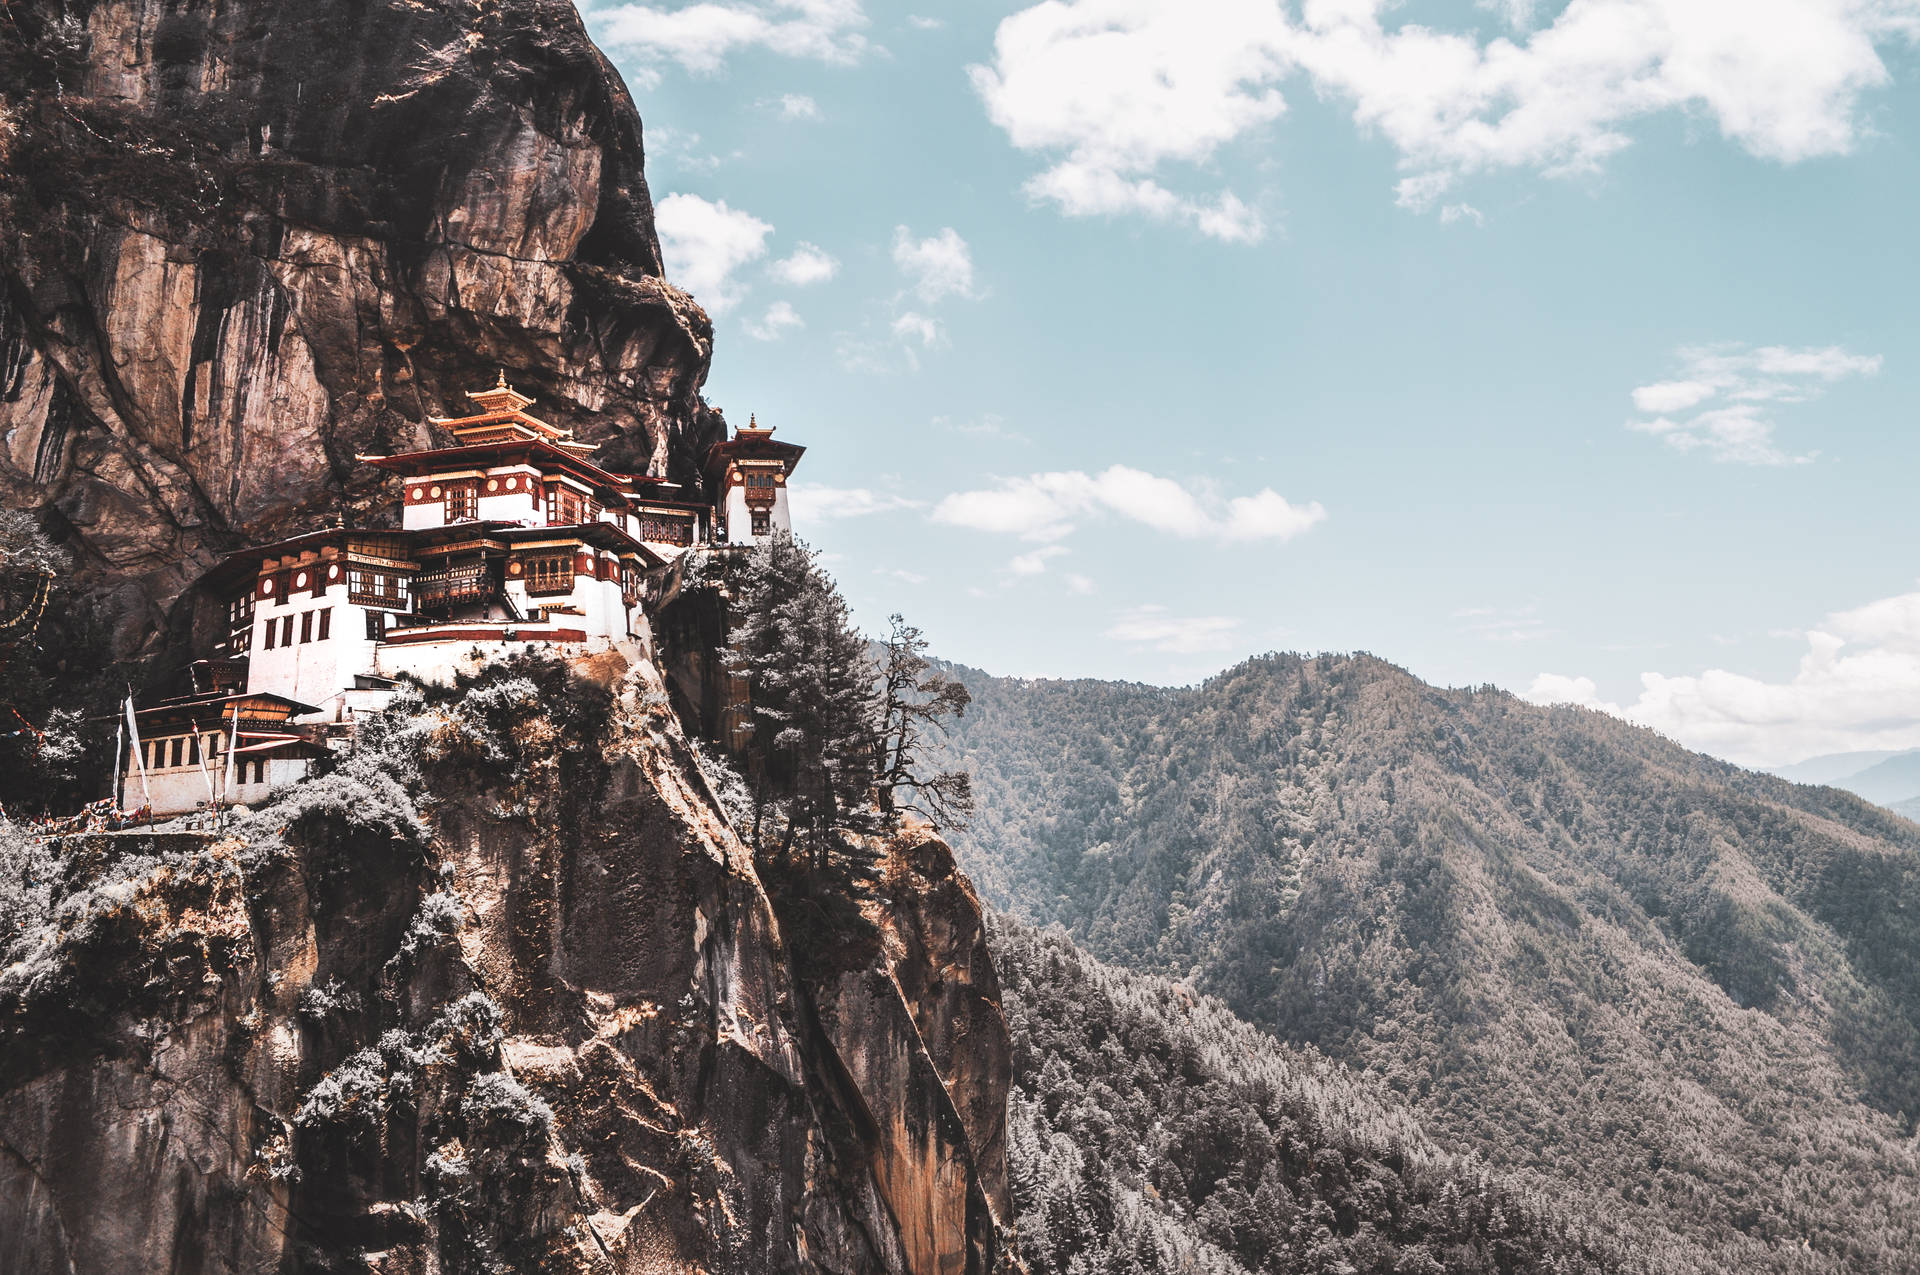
[1,705,44,743]
[0,570,52,646]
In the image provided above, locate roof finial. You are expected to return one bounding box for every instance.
[748,413,757,429]
[495,367,509,390]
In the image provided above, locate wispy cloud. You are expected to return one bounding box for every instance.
[768,242,838,286]
[892,226,980,304]
[1008,545,1070,576]
[1455,604,1554,643]
[787,483,924,522]
[777,92,820,120]
[935,412,1029,443]
[933,465,1326,544]
[743,300,805,341]
[891,312,941,348]
[837,226,984,372]
[1627,343,1881,465]
[593,0,871,82]
[1106,605,1242,654]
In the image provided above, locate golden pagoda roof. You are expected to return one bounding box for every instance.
[425,373,597,452]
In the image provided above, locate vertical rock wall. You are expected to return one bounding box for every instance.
[0,660,1015,1273]
[0,0,722,659]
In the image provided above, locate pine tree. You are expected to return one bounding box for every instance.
[874,613,974,830]
[723,535,880,876]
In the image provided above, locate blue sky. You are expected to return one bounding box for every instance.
[580,0,1920,766]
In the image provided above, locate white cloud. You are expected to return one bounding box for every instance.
[1106,605,1242,654]
[654,193,773,315]
[969,1,1284,241]
[932,464,1326,544]
[778,92,821,119]
[1626,342,1881,465]
[768,242,838,286]
[1525,588,1920,767]
[1439,203,1485,226]
[1065,573,1096,595]
[907,15,944,30]
[970,0,1920,233]
[875,566,930,585]
[743,300,805,341]
[892,312,942,347]
[1008,545,1070,575]
[593,0,870,76]
[892,227,980,304]
[1523,673,1617,712]
[1631,379,1717,413]
[787,483,925,522]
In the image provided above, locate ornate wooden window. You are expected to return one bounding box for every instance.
[445,481,478,523]
[524,553,574,596]
[300,611,314,644]
[639,512,694,546]
[414,562,492,609]
[348,568,410,610]
[751,508,771,536]
[742,470,780,506]
[545,485,587,526]
[317,608,332,641]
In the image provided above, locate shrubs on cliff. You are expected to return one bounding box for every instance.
[0,823,57,947]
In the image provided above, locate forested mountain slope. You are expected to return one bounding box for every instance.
[993,915,1646,1274]
[937,653,1920,1271]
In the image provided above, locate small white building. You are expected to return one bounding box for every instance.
[119,690,326,819]
[702,414,805,544]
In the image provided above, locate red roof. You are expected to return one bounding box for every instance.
[703,429,805,481]
[361,440,658,502]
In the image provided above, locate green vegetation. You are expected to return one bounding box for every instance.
[723,534,884,875]
[939,652,1920,1272]
[695,537,974,884]
[996,914,1637,1274]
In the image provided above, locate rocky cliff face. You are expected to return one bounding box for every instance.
[0,655,1013,1273]
[0,0,719,659]
[0,4,1017,1266]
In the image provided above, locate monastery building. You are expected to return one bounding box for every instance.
[119,379,804,818]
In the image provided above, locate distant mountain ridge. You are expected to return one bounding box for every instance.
[933,652,1920,1271]
[1772,748,1920,811]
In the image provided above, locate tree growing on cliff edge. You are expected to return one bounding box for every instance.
[875,613,974,831]
[725,535,881,876]
[720,541,978,884]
